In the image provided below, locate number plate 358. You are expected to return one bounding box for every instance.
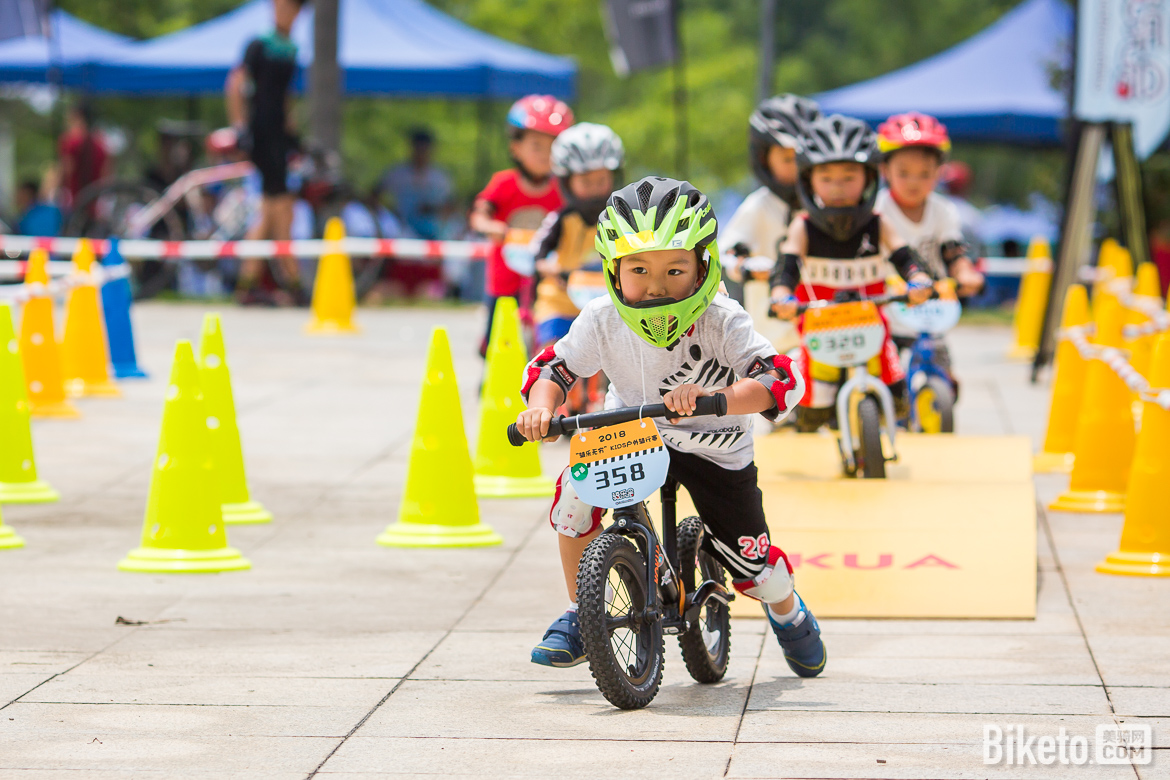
[569,418,670,510]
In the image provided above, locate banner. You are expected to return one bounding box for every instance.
[1075,0,1170,158]
[0,0,49,43]
[603,0,678,76]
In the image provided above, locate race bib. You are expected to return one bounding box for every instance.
[569,418,670,510]
[883,298,961,335]
[502,228,536,276]
[566,268,608,310]
[802,300,886,367]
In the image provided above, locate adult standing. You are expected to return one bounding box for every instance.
[380,128,453,240]
[225,0,308,306]
[57,103,109,212]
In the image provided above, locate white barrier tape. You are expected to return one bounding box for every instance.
[0,263,130,303]
[0,234,490,262]
[1062,324,1170,411]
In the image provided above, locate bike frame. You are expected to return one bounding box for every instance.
[602,477,733,637]
[126,161,256,239]
[834,368,899,473]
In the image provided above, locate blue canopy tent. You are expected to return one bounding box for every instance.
[814,0,1073,145]
[87,0,574,98]
[0,10,131,88]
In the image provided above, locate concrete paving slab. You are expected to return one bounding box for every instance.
[319,736,734,778]
[0,674,57,707]
[354,679,750,742]
[725,741,1138,779]
[1109,687,1170,717]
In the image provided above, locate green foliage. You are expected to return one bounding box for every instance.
[7,0,1064,208]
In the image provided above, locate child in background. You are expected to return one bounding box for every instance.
[469,95,573,355]
[520,177,824,678]
[531,123,625,413]
[769,115,933,432]
[875,113,985,387]
[722,94,821,354]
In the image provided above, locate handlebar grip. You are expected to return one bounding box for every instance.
[506,424,528,447]
[694,393,728,417]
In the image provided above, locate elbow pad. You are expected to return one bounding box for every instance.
[769,253,802,291]
[889,245,927,281]
[940,239,968,271]
[521,346,578,403]
[746,354,804,423]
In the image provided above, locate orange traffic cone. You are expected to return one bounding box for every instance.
[1127,263,1162,380]
[1097,334,1170,576]
[1050,294,1136,513]
[61,239,121,398]
[1034,285,1090,473]
[19,250,79,419]
[1008,236,1053,360]
[305,217,359,334]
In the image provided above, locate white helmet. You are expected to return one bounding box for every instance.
[551,122,625,177]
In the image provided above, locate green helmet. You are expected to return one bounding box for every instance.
[595,177,722,348]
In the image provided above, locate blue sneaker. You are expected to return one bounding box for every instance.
[767,594,826,678]
[531,610,587,667]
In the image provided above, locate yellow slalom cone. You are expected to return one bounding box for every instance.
[1050,295,1136,513]
[305,217,359,334]
[0,303,59,503]
[118,341,250,573]
[0,503,24,550]
[1097,334,1170,576]
[198,314,271,525]
[61,239,121,398]
[1008,236,1053,360]
[19,250,79,419]
[473,297,553,497]
[378,327,501,547]
[1034,285,1091,474]
[1127,263,1162,380]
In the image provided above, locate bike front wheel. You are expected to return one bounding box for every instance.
[913,376,955,434]
[857,395,887,478]
[577,533,664,710]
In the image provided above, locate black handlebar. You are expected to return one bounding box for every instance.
[507,393,728,447]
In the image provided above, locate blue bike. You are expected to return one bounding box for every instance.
[885,291,962,434]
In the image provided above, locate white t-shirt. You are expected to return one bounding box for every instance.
[722,186,791,261]
[553,294,778,470]
[875,190,964,279]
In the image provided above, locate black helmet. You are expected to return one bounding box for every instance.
[749,94,821,207]
[795,114,881,242]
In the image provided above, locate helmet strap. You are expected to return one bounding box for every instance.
[512,156,551,187]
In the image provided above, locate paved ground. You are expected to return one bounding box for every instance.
[1,303,1166,779]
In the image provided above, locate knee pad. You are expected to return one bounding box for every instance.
[549,467,604,538]
[733,546,795,603]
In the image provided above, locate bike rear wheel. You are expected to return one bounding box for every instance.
[676,517,731,683]
[857,395,886,479]
[577,533,664,710]
[913,376,955,434]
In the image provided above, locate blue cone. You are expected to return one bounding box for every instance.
[100,238,148,379]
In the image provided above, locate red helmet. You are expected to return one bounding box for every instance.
[939,160,973,196]
[205,127,239,156]
[506,95,574,137]
[877,112,951,158]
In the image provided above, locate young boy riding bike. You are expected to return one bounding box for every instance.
[769,115,934,431]
[470,95,573,356]
[723,94,822,352]
[516,176,826,678]
[875,112,985,388]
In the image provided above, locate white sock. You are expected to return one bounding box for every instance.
[565,603,578,613]
[767,599,804,627]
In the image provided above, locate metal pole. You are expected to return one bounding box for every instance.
[672,0,688,179]
[756,0,777,102]
[310,0,342,153]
